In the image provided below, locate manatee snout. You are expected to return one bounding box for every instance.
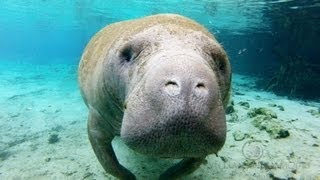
[121,54,226,158]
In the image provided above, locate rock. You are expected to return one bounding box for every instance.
[252,115,272,126]
[289,118,298,122]
[268,103,277,107]
[220,156,228,162]
[235,92,245,95]
[241,159,256,168]
[267,104,284,111]
[248,107,277,119]
[83,172,94,179]
[62,170,77,176]
[232,130,248,141]
[277,129,290,138]
[51,125,64,132]
[260,161,275,170]
[9,113,20,118]
[289,152,295,158]
[307,109,320,117]
[228,113,239,122]
[48,134,60,144]
[0,151,11,161]
[311,134,318,139]
[277,105,285,111]
[269,173,287,180]
[225,105,235,114]
[238,101,250,109]
[269,170,295,180]
[252,115,289,139]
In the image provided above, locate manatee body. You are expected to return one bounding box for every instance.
[78,14,231,179]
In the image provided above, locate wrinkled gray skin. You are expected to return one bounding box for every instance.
[78,14,231,180]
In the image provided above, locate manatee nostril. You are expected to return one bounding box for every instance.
[165,80,178,87]
[164,80,180,96]
[196,82,205,89]
[194,82,208,96]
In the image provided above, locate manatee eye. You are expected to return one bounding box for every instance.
[120,45,134,62]
[211,52,227,72]
[119,43,144,63]
[216,58,225,71]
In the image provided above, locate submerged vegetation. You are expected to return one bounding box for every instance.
[261,56,320,99]
[256,1,320,99]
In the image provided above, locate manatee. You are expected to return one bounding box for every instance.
[78,14,231,179]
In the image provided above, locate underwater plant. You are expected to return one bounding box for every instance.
[263,56,320,99]
[255,1,320,99]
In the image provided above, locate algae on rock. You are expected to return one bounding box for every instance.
[248,107,289,139]
[252,115,289,139]
[248,107,277,119]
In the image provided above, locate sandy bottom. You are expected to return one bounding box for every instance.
[0,61,319,180]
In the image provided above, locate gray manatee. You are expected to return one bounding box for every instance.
[78,14,231,179]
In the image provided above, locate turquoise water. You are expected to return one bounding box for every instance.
[1,0,265,62]
[0,0,306,62]
[1,1,319,79]
[0,0,320,179]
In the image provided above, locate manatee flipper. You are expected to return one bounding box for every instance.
[87,107,136,180]
[159,157,205,180]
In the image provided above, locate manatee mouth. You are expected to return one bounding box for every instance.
[120,109,226,158]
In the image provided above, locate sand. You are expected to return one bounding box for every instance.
[0,61,319,180]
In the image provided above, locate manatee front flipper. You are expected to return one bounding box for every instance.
[159,157,205,180]
[88,107,136,180]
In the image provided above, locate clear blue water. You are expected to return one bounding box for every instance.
[1,0,316,63]
[1,0,319,79]
[0,0,319,179]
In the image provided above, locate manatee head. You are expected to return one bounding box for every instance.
[105,23,231,158]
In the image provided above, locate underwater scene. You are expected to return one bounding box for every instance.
[0,0,319,179]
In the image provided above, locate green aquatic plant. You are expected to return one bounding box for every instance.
[261,1,320,100]
[263,56,320,99]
